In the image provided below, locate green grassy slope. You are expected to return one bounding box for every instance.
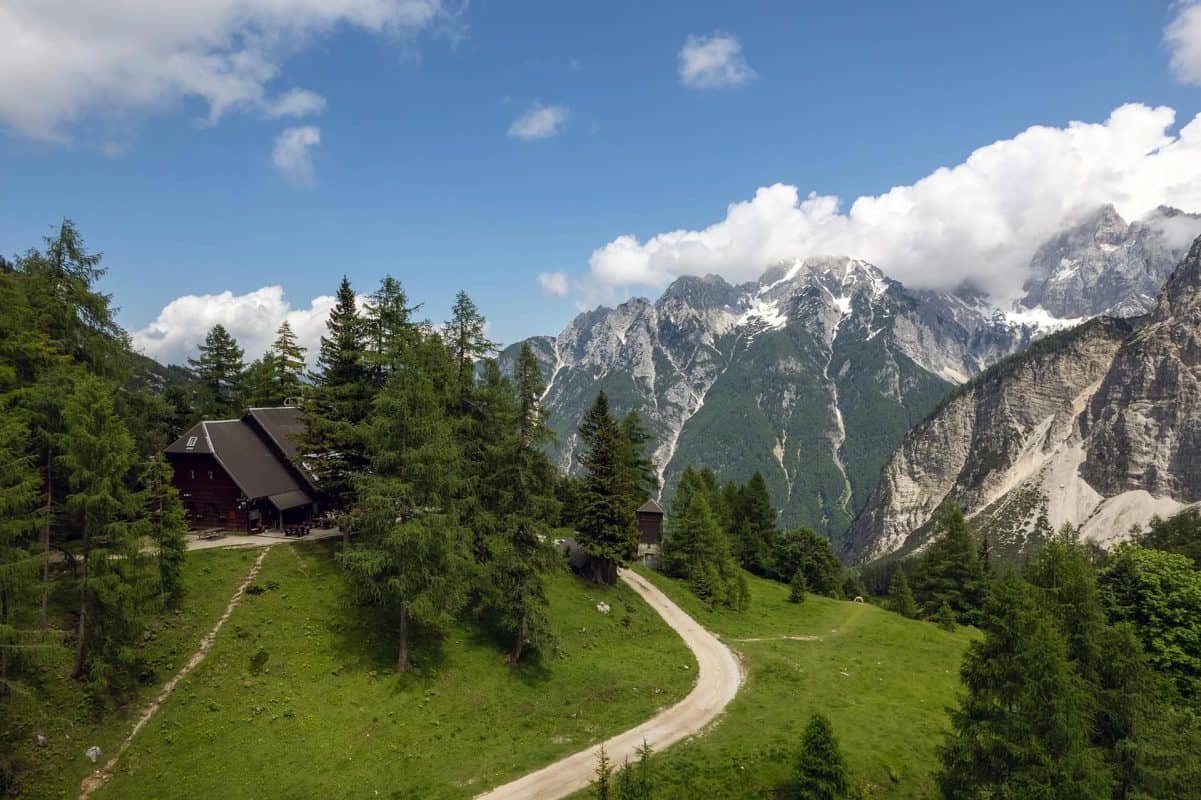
[614,568,975,799]
[14,547,261,799]
[95,542,694,800]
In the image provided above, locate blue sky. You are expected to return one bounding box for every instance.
[1,0,1200,363]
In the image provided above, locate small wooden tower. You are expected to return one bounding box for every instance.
[636,498,665,563]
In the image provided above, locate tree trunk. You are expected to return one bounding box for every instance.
[40,453,51,629]
[71,546,88,680]
[396,602,410,673]
[506,618,526,666]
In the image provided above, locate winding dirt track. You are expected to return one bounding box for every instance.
[474,568,744,800]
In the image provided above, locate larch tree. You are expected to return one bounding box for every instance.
[0,412,46,696]
[937,571,1110,799]
[576,392,638,584]
[362,275,420,384]
[188,324,246,418]
[444,290,495,413]
[59,375,155,693]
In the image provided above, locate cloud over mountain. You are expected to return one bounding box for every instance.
[588,104,1201,302]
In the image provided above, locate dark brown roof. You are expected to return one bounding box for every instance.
[245,407,304,460]
[637,498,664,515]
[168,419,312,505]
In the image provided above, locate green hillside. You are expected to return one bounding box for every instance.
[609,567,975,799]
[91,542,694,800]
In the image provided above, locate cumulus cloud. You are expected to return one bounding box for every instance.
[537,271,570,297]
[678,32,755,90]
[272,126,320,185]
[588,103,1201,302]
[132,286,338,366]
[1167,2,1201,85]
[0,0,453,140]
[508,103,571,140]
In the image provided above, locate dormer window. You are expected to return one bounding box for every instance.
[185,435,198,450]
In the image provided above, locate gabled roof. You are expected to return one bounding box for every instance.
[637,498,665,515]
[166,417,313,507]
[244,406,317,490]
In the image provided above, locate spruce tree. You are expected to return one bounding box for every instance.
[133,455,188,606]
[362,275,420,383]
[937,572,1110,799]
[616,411,659,510]
[774,527,843,597]
[576,392,638,584]
[303,276,370,507]
[188,324,246,418]
[912,505,986,623]
[268,320,307,402]
[887,568,917,618]
[661,468,743,609]
[243,352,281,407]
[0,412,46,696]
[733,472,779,576]
[789,569,807,604]
[795,713,848,800]
[594,744,614,800]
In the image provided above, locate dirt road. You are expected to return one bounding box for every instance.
[474,568,743,800]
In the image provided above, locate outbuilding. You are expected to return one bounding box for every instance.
[636,498,664,563]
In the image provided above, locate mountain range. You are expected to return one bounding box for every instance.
[506,205,1201,550]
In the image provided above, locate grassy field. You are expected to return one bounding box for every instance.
[94,541,694,800]
[13,547,261,800]
[571,568,975,799]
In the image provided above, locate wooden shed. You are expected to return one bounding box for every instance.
[636,498,664,562]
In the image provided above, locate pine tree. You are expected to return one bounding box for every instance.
[887,568,917,618]
[576,393,638,584]
[912,505,986,624]
[133,455,188,606]
[789,569,807,604]
[59,374,156,693]
[188,324,246,418]
[444,290,494,412]
[795,713,848,800]
[937,572,1110,799]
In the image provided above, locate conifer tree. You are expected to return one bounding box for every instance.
[59,375,155,692]
[303,276,370,507]
[935,600,956,631]
[617,411,658,510]
[341,330,466,672]
[732,472,779,576]
[243,352,280,407]
[362,275,420,383]
[774,526,843,597]
[576,392,638,584]
[444,290,494,411]
[912,505,986,623]
[789,568,807,604]
[134,455,188,606]
[795,713,848,800]
[937,572,1110,799]
[268,320,306,402]
[0,412,46,696]
[477,346,560,664]
[661,468,743,608]
[887,568,917,618]
[594,744,614,800]
[188,324,246,418]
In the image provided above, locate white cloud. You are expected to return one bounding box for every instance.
[265,88,328,119]
[132,286,338,366]
[272,125,321,185]
[537,271,570,297]
[678,32,755,90]
[508,103,570,140]
[1167,2,1201,85]
[0,0,453,140]
[588,104,1201,302]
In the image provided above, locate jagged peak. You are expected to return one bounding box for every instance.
[657,272,739,309]
[1156,234,1201,318]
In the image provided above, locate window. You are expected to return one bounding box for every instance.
[189,469,195,480]
[185,435,198,450]
[207,470,214,480]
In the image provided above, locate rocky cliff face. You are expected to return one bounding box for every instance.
[846,235,1201,563]
[505,258,1049,543]
[1019,205,1201,318]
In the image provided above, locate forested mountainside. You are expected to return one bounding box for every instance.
[506,206,1200,544]
[846,234,1201,563]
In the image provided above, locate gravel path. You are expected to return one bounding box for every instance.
[473,568,744,800]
